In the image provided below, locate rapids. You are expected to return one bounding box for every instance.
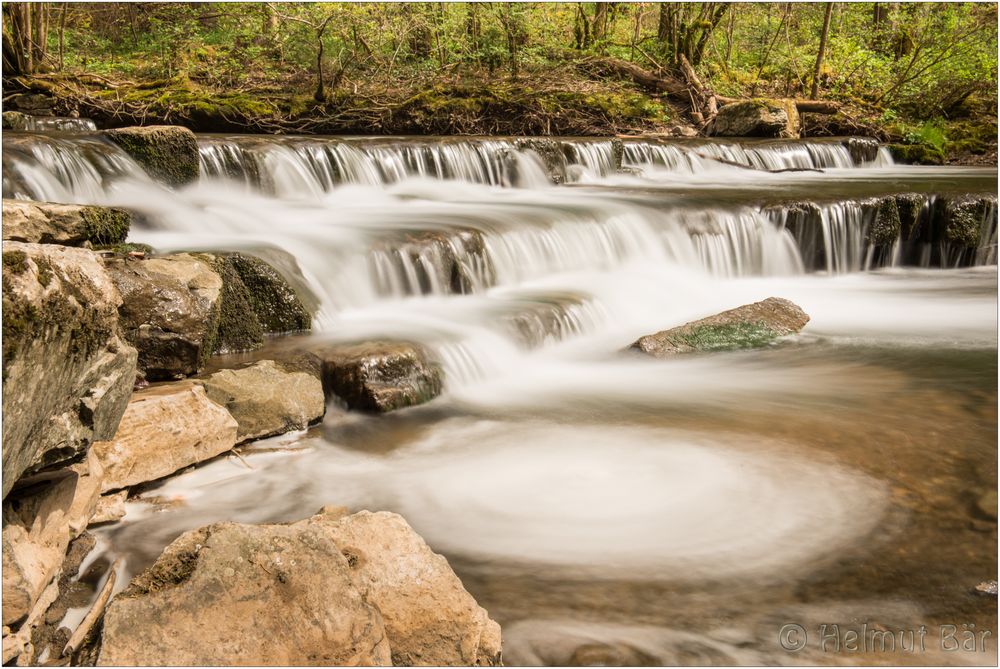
[3,128,997,665]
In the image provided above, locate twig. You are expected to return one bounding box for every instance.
[62,558,122,658]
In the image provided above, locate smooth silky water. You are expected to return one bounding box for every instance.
[4,130,997,665]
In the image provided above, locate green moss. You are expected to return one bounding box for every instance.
[206,256,265,356]
[81,206,131,245]
[223,253,311,333]
[3,251,28,274]
[944,196,994,247]
[94,242,154,256]
[675,321,781,352]
[104,127,200,187]
[888,143,946,165]
[34,256,54,288]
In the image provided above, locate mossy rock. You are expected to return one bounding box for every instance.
[888,143,946,165]
[943,195,997,247]
[868,196,902,245]
[80,206,130,245]
[670,321,783,352]
[103,125,200,187]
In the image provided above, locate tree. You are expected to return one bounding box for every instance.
[2,2,49,75]
[811,2,834,98]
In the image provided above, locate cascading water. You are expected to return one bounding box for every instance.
[5,125,996,665]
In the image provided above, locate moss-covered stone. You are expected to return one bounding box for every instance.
[671,321,782,352]
[888,143,946,165]
[103,125,200,187]
[868,196,902,245]
[80,206,131,245]
[711,99,800,138]
[223,253,311,333]
[3,250,28,274]
[205,256,265,355]
[943,195,997,247]
[95,242,155,256]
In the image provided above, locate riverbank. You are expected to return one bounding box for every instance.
[5,65,997,164]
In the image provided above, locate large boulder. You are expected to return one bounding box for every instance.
[630,297,809,357]
[315,341,443,412]
[320,511,502,666]
[103,125,200,187]
[196,360,325,442]
[943,194,997,247]
[710,99,800,139]
[98,509,500,666]
[2,242,137,498]
[91,381,238,492]
[2,200,131,246]
[2,451,103,626]
[107,254,223,380]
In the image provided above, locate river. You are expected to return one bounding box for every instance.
[3,130,997,665]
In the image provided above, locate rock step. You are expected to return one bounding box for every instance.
[2,200,131,247]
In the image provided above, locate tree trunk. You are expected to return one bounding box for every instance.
[810,2,834,98]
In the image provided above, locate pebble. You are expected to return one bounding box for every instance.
[973,580,997,597]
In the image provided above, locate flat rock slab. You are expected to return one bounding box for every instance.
[92,381,238,492]
[98,510,501,666]
[630,297,809,357]
[196,359,325,442]
[2,200,131,246]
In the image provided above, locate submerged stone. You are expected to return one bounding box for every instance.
[314,341,443,412]
[629,297,810,357]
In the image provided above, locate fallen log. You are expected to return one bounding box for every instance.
[577,55,688,98]
[717,95,839,115]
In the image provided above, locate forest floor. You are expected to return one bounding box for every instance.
[4,63,997,165]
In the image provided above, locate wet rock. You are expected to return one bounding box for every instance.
[842,137,880,165]
[942,194,997,247]
[2,111,31,130]
[2,200,131,247]
[372,229,495,296]
[630,297,809,357]
[103,125,199,187]
[90,491,128,525]
[196,359,325,442]
[91,381,238,492]
[888,143,945,165]
[975,490,997,521]
[866,196,902,246]
[710,99,800,139]
[2,451,103,627]
[107,254,223,381]
[974,580,998,597]
[315,341,443,412]
[196,252,313,354]
[99,509,501,665]
[2,242,137,498]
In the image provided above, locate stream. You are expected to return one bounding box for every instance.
[4,130,997,665]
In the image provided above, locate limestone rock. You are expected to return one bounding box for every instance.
[842,137,880,165]
[196,360,325,441]
[97,518,391,666]
[711,99,800,139]
[98,510,500,666]
[2,451,103,627]
[630,297,810,357]
[2,200,131,246]
[2,242,137,498]
[318,511,502,666]
[103,125,200,187]
[92,381,238,492]
[107,254,223,380]
[90,491,128,525]
[316,341,443,412]
[943,194,997,247]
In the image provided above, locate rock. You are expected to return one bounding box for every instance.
[316,341,443,412]
[219,252,311,333]
[887,143,945,165]
[2,200,131,247]
[2,451,103,627]
[98,510,499,666]
[318,510,502,666]
[842,137,881,165]
[196,360,325,442]
[710,99,800,139]
[630,297,810,357]
[10,93,53,113]
[974,580,998,597]
[107,254,223,380]
[103,125,200,187]
[2,111,31,131]
[942,194,997,247]
[975,490,997,521]
[91,381,238,492]
[90,491,128,525]
[866,196,902,245]
[2,242,137,498]
[372,229,495,296]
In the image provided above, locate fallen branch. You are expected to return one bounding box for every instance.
[62,558,122,658]
[716,95,840,114]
